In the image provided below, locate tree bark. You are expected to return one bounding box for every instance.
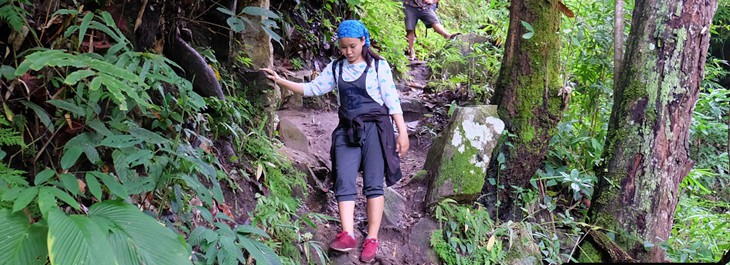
[614,0,625,88]
[239,0,278,136]
[580,0,717,262]
[480,0,565,221]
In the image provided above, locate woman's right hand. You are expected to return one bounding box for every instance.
[260,68,279,82]
[259,68,305,95]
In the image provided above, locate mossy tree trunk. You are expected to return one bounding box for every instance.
[579,0,717,262]
[480,0,565,221]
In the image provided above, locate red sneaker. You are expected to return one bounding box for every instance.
[360,238,379,262]
[329,231,357,252]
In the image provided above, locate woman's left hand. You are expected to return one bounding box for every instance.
[396,133,410,158]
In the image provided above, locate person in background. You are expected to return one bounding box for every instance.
[403,0,460,60]
[260,20,409,263]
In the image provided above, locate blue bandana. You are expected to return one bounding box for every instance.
[337,20,370,47]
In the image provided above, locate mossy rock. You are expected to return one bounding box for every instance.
[424,105,504,206]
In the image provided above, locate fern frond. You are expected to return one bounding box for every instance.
[0,1,28,32]
[0,162,26,186]
[0,127,22,147]
[0,117,23,147]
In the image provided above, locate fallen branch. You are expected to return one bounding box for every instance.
[587,229,635,263]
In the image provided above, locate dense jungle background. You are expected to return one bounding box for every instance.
[0,0,728,264]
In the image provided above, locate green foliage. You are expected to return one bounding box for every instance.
[533,167,597,202]
[0,208,47,265]
[710,0,730,40]
[0,118,27,208]
[204,96,254,152]
[0,201,191,265]
[425,0,509,103]
[247,140,320,264]
[218,5,283,45]
[689,57,729,195]
[350,0,410,75]
[0,0,28,31]
[0,117,23,147]
[430,199,506,264]
[0,8,288,264]
[188,222,280,265]
[251,193,332,265]
[290,57,305,70]
[663,196,730,262]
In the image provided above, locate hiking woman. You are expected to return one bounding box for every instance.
[260,20,408,263]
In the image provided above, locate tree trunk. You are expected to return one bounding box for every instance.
[614,0,625,88]
[239,0,278,136]
[579,0,717,262]
[480,0,565,221]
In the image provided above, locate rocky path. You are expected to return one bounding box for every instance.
[276,61,450,264]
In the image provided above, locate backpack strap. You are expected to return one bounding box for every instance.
[332,58,344,86]
[333,57,380,85]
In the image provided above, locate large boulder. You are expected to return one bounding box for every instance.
[424,105,504,206]
[277,116,310,153]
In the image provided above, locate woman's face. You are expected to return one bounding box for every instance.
[338,37,365,63]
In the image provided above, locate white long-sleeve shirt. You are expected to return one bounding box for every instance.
[302,59,403,115]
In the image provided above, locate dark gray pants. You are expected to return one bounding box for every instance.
[332,123,385,202]
[404,4,440,31]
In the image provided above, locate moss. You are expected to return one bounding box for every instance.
[435,126,486,195]
[521,123,536,143]
[576,240,606,263]
[508,0,563,148]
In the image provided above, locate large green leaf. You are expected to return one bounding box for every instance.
[89,200,192,265]
[21,100,55,132]
[85,173,103,201]
[44,187,80,211]
[129,127,169,145]
[13,187,38,213]
[78,12,94,48]
[241,6,279,18]
[33,169,56,186]
[46,99,85,117]
[227,17,246,33]
[63,69,96,85]
[99,135,143,148]
[58,174,80,196]
[238,235,282,265]
[60,146,82,170]
[64,133,100,165]
[0,209,48,265]
[90,172,128,199]
[47,208,118,265]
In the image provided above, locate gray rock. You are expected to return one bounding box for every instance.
[408,218,439,264]
[330,253,356,265]
[277,116,310,153]
[382,187,406,228]
[424,105,504,206]
[401,99,428,122]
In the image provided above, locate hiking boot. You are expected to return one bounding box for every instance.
[329,231,357,252]
[359,238,379,262]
